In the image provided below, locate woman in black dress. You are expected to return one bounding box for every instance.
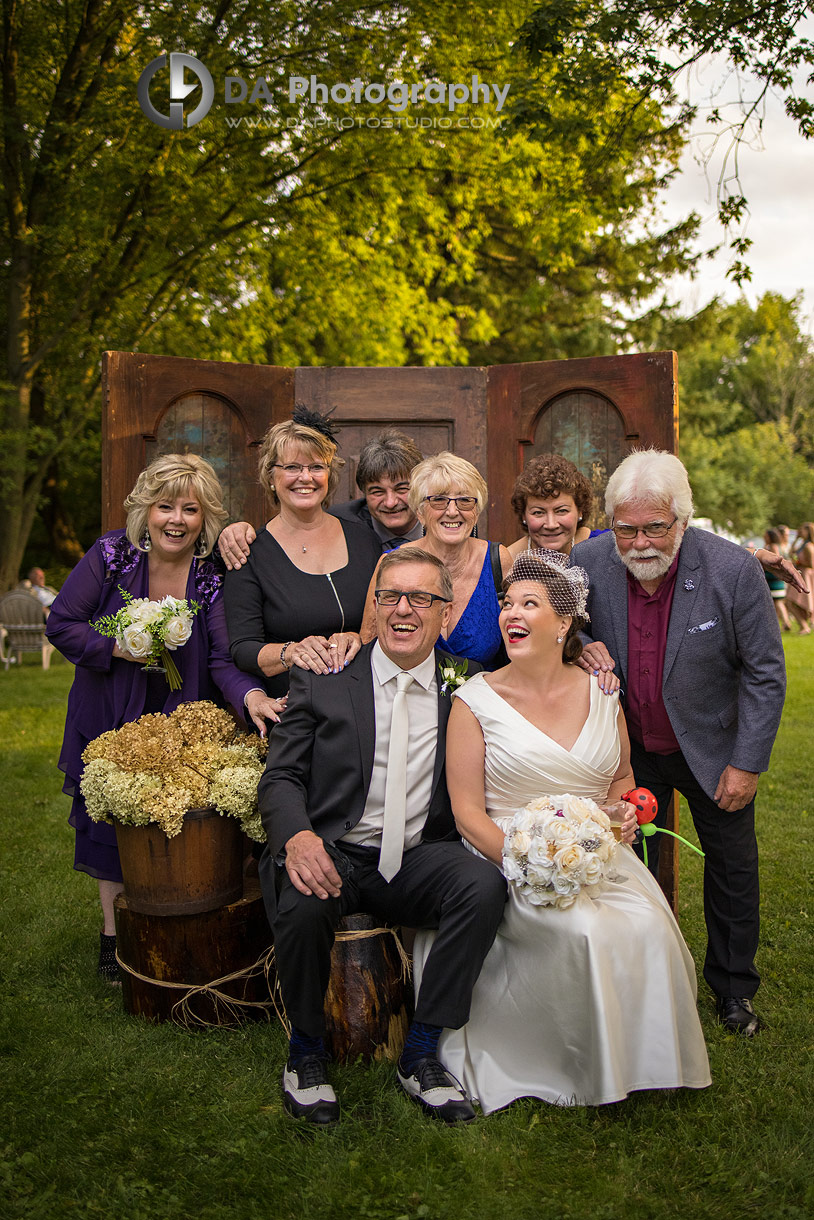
[224,416,380,697]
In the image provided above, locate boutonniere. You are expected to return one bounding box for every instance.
[440,658,469,695]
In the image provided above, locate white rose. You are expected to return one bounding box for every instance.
[548,818,577,847]
[582,855,605,886]
[510,829,532,857]
[128,598,164,626]
[526,859,555,888]
[502,854,526,884]
[554,843,587,875]
[163,615,193,650]
[120,623,153,659]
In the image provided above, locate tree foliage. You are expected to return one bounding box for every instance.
[638,292,814,532]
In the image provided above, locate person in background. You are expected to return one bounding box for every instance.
[362,453,513,668]
[218,428,424,567]
[784,522,814,634]
[507,454,594,560]
[223,412,381,699]
[763,528,791,631]
[46,454,283,983]
[572,449,786,1037]
[27,567,58,612]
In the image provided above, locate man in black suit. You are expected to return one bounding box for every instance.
[258,547,507,1125]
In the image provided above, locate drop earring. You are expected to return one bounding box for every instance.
[140,529,152,552]
[194,533,207,557]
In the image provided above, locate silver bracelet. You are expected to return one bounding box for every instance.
[279,641,294,670]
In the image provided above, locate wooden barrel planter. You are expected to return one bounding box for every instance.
[114,806,243,915]
[324,913,413,1064]
[114,877,274,1025]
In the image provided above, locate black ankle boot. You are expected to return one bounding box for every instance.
[98,932,120,985]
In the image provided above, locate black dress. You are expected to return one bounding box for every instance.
[223,518,380,697]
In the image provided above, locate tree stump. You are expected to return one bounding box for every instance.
[323,913,412,1063]
[115,877,273,1025]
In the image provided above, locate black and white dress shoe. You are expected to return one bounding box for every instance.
[397,1056,476,1123]
[716,995,762,1036]
[282,1056,340,1125]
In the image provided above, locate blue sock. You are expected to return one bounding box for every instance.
[399,1022,442,1074]
[288,1027,326,1064]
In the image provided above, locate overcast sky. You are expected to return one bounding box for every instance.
[656,45,814,333]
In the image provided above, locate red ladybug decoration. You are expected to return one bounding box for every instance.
[621,787,658,825]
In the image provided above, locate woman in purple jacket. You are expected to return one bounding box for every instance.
[46,454,283,983]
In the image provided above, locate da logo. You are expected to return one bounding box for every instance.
[138,53,214,129]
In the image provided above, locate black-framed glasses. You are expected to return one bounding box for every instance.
[612,517,678,540]
[423,495,478,512]
[272,462,329,476]
[374,589,451,608]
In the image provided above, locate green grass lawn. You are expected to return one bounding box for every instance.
[1,643,812,1220]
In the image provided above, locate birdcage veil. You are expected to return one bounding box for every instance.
[503,548,590,622]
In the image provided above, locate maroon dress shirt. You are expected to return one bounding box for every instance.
[625,555,681,754]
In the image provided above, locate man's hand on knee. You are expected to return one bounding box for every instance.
[285,830,343,899]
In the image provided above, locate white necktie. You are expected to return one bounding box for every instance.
[378,671,414,881]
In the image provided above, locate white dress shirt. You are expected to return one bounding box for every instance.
[342,641,439,851]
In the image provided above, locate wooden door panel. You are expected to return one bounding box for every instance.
[487,352,678,542]
[102,352,293,531]
[294,366,488,529]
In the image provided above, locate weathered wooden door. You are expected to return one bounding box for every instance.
[486,352,678,541]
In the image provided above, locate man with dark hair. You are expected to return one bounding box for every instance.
[258,547,507,1125]
[330,428,424,551]
[218,428,423,568]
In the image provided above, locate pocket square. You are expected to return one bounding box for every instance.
[687,616,720,635]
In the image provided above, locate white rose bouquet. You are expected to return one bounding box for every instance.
[92,586,201,691]
[502,793,618,910]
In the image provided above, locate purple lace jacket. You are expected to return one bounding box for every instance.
[46,530,258,796]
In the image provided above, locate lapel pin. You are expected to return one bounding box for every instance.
[684,578,695,591]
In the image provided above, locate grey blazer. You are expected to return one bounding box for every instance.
[571,527,786,799]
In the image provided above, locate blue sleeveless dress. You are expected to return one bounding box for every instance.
[439,545,503,667]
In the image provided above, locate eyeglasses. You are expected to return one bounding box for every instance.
[423,495,478,512]
[272,463,329,476]
[612,517,678,540]
[374,589,451,608]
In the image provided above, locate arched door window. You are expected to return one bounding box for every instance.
[526,391,626,527]
[144,392,255,523]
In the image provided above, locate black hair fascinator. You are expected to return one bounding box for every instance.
[293,403,339,444]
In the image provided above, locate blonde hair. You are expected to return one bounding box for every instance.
[257,420,343,506]
[408,452,488,517]
[124,454,227,555]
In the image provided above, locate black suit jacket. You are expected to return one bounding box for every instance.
[258,642,480,861]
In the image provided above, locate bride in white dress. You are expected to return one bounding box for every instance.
[414,549,711,1112]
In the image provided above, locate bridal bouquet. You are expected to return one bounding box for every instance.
[92,586,200,690]
[502,793,618,910]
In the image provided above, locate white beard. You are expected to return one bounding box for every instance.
[616,534,683,582]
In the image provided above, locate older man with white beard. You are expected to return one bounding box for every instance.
[571,450,786,1037]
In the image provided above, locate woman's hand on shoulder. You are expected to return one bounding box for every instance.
[219,521,257,570]
[289,634,358,675]
[245,690,287,737]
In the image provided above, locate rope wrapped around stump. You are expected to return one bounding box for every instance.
[115,923,411,1032]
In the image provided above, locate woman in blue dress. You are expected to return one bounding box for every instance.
[362,453,512,667]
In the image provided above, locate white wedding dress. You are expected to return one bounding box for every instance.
[414,672,711,1112]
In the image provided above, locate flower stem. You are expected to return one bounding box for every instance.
[161,648,183,691]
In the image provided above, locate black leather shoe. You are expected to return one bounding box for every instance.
[397,1056,476,1123]
[282,1056,340,1125]
[716,995,762,1036]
